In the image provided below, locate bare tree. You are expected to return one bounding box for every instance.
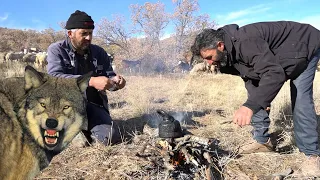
[0,27,66,52]
[2,29,29,52]
[130,1,169,49]
[171,0,199,55]
[95,15,131,54]
[57,21,66,30]
[24,29,40,50]
[193,14,216,32]
[0,28,13,52]
[39,28,65,51]
[171,0,216,57]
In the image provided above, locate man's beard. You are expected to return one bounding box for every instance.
[71,39,90,52]
[215,50,228,68]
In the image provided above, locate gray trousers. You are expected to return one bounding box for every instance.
[83,102,121,145]
[252,49,320,155]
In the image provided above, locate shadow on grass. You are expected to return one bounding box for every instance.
[109,101,128,109]
[271,102,320,154]
[114,108,226,140]
[271,102,295,154]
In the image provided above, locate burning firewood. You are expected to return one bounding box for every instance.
[136,110,223,179]
[154,135,221,180]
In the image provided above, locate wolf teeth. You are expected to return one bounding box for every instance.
[44,131,59,137]
[45,137,58,145]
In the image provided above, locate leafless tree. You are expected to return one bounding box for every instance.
[0,27,66,52]
[0,28,29,52]
[130,1,169,49]
[193,14,216,32]
[171,0,216,57]
[171,0,199,56]
[95,15,132,54]
[38,28,65,51]
[58,21,66,30]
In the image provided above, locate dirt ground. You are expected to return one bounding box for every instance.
[32,72,320,180]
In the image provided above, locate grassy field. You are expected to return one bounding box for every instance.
[2,62,319,179]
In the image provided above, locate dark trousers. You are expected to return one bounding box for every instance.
[83,102,121,145]
[252,48,320,155]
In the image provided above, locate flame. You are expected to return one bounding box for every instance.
[171,151,186,166]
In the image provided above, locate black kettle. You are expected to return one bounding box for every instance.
[157,110,183,138]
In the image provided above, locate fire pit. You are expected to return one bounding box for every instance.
[136,110,223,180]
[157,135,221,179]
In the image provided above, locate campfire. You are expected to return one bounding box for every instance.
[136,110,223,180]
[156,135,221,179]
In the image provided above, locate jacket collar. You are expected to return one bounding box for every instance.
[62,38,91,56]
[67,37,77,52]
[218,24,239,66]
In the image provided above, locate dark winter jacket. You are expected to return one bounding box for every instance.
[218,21,320,113]
[47,39,116,109]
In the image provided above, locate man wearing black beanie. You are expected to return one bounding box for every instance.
[47,10,126,145]
[65,10,95,30]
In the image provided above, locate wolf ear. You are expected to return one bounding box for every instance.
[24,65,47,91]
[76,71,93,93]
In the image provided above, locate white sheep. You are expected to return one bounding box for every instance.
[190,61,217,75]
[34,52,47,68]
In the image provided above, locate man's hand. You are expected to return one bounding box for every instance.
[233,106,253,126]
[117,75,126,89]
[111,75,126,90]
[89,76,115,91]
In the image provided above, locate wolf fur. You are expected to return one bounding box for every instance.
[0,65,91,180]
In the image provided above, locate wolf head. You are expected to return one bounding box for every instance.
[18,65,91,152]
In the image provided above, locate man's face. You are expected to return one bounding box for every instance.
[200,48,226,66]
[68,29,93,51]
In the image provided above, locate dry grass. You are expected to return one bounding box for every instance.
[0,61,26,78]
[1,62,320,179]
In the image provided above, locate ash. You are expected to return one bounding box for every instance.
[136,131,224,180]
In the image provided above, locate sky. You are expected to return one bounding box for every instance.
[1,0,320,37]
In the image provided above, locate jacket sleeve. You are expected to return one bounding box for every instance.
[239,38,287,113]
[46,43,81,78]
[97,47,116,78]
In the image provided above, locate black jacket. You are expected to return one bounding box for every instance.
[218,21,320,113]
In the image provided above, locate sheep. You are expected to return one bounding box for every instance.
[190,61,217,75]
[172,60,191,73]
[121,59,142,73]
[189,54,219,75]
[22,53,37,63]
[5,52,24,61]
[0,52,7,63]
[34,52,47,69]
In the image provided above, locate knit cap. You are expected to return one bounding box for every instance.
[65,10,94,29]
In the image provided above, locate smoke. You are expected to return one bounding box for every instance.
[143,110,198,128]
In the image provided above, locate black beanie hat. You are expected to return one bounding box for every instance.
[65,10,95,30]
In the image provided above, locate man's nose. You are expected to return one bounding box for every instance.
[85,34,92,40]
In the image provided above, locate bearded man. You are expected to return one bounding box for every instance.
[191,21,320,176]
[47,10,125,145]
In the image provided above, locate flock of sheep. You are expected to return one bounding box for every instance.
[0,51,47,68]
[0,50,219,75]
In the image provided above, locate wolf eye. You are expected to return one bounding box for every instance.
[63,105,70,110]
[40,103,46,108]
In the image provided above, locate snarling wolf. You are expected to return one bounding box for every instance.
[0,65,91,180]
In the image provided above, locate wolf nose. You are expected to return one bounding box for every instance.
[46,118,58,128]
